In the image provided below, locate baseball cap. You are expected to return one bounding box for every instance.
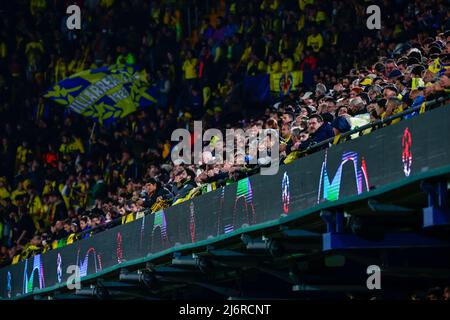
[301,91,314,100]
[387,69,403,79]
[360,78,373,86]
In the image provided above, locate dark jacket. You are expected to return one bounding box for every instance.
[171,179,197,203]
[53,200,68,223]
[301,122,335,151]
[143,187,173,209]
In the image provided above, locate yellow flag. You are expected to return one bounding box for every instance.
[419,102,426,114]
[270,71,303,94]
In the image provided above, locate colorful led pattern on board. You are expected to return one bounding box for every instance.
[402,128,413,177]
[139,215,146,250]
[7,271,11,298]
[150,210,169,251]
[189,202,196,242]
[317,150,369,203]
[22,254,45,294]
[282,172,290,214]
[76,247,102,277]
[226,177,256,232]
[57,253,62,283]
[117,232,123,263]
[217,187,226,234]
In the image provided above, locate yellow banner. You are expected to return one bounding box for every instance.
[270,71,303,94]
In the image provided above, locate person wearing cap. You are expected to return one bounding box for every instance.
[360,77,373,87]
[349,86,363,98]
[373,62,386,77]
[387,69,403,83]
[407,49,423,64]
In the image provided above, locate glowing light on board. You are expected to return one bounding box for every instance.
[217,187,225,235]
[22,254,45,294]
[150,210,169,251]
[76,247,102,277]
[7,272,11,298]
[226,177,256,233]
[152,210,168,239]
[317,150,370,204]
[139,214,145,249]
[281,172,290,214]
[117,232,123,263]
[189,202,196,242]
[57,253,62,283]
[402,128,413,177]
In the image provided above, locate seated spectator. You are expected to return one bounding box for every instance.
[143,178,172,210]
[300,114,334,151]
[79,216,92,239]
[171,167,197,204]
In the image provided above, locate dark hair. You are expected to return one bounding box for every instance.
[335,105,348,118]
[309,114,323,123]
[185,168,196,180]
[283,112,295,122]
[145,177,158,185]
[387,96,402,107]
[370,110,380,120]
[79,216,89,224]
[376,98,387,109]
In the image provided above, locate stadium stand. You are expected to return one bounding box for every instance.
[0,0,450,300]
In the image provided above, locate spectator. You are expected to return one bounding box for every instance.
[301,114,334,151]
[171,167,197,204]
[142,178,171,209]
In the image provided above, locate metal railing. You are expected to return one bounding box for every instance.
[304,95,450,154]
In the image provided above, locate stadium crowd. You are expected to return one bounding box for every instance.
[1,0,450,267]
